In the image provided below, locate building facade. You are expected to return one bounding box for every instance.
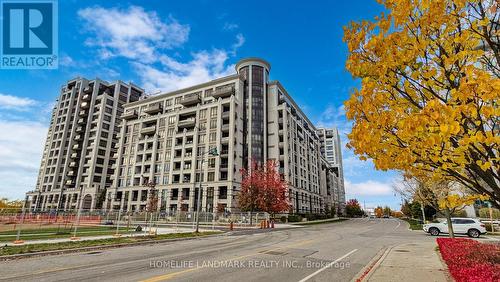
[318,128,346,213]
[26,78,144,211]
[26,58,346,215]
[106,58,343,214]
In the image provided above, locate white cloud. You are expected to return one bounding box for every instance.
[223,22,239,31]
[0,93,37,110]
[77,5,245,94]
[230,33,245,56]
[78,6,190,62]
[316,104,351,136]
[345,179,395,197]
[59,54,74,67]
[0,120,47,200]
[134,49,235,93]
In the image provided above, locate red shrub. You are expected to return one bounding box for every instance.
[437,238,500,282]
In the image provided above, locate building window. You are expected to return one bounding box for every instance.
[210,119,217,129]
[207,172,215,181]
[199,109,207,119]
[169,116,176,124]
[209,132,216,142]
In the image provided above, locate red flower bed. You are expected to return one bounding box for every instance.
[437,238,500,282]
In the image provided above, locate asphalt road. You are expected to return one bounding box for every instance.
[0,218,435,282]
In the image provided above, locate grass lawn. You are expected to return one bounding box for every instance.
[0,231,221,256]
[403,218,423,230]
[0,225,133,242]
[296,218,348,226]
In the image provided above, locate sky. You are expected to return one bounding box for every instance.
[0,0,403,210]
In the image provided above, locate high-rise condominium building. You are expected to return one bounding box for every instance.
[26,78,144,211]
[106,58,341,214]
[318,128,346,213]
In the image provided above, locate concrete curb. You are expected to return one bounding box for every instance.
[352,245,394,282]
[0,232,224,261]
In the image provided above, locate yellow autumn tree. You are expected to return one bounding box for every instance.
[395,174,488,237]
[344,0,500,206]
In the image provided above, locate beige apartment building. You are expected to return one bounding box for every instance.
[106,58,344,214]
[25,58,346,215]
[26,78,144,211]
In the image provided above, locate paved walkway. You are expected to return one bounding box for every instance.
[366,241,448,282]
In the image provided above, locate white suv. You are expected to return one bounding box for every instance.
[423,218,487,238]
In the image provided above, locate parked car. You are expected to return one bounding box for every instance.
[423,218,487,238]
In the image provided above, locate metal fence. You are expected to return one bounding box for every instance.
[0,208,271,242]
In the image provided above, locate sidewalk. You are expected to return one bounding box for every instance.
[365,241,449,282]
[2,227,215,246]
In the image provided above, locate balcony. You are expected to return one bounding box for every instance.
[70,153,79,158]
[79,110,88,117]
[144,103,163,114]
[67,170,75,177]
[82,94,90,101]
[77,118,85,124]
[81,102,89,109]
[76,125,84,132]
[178,118,196,128]
[83,85,92,93]
[180,93,201,106]
[69,162,77,167]
[140,125,156,135]
[222,111,230,119]
[221,124,230,132]
[65,180,75,186]
[74,135,81,141]
[212,86,235,98]
[72,144,81,150]
[112,153,119,158]
[122,110,138,120]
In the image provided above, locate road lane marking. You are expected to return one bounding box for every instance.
[297,249,358,282]
[0,236,268,281]
[394,220,401,230]
[140,239,316,282]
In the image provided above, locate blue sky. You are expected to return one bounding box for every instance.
[0,0,402,209]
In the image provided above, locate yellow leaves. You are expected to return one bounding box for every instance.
[343,0,499,189]
[476,160,492,171]
[481,106,495,119]
[438,194,489,210]
[449,121,461,135]
[440,124,449,134]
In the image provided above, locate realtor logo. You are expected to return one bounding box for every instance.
[1,0,58,69]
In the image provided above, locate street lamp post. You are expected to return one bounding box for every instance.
[195,147,218,233]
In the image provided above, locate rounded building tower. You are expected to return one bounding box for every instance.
[235,58,271,168]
